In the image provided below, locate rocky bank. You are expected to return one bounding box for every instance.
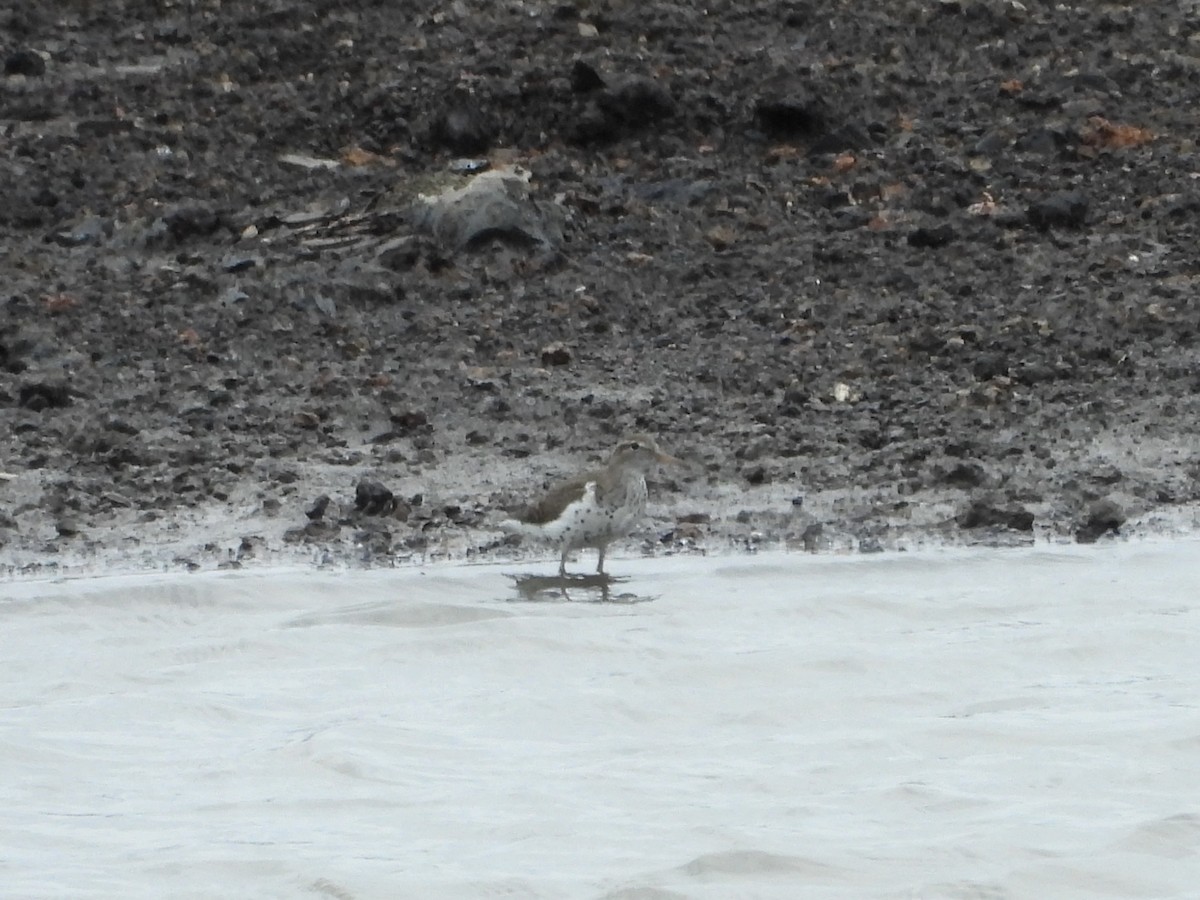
[2,0,1199,577]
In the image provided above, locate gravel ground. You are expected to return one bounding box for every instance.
[3,0,1199,577]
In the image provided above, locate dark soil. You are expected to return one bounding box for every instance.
[3,0,1199,576]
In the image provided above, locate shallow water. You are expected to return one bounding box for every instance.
[3,541,1198,899]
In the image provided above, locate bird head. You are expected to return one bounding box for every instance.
[610,434,684,472]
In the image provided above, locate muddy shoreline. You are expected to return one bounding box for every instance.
[3,1,1199,578]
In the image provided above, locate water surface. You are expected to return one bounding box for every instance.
[3,542,1198,898]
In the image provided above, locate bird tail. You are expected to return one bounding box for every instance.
[497,518,536,538]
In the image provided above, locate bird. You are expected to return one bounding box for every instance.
[498,434,683,576]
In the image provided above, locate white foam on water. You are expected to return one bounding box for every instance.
[2,540,1198,899]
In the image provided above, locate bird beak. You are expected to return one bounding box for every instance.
[655,450,685,467]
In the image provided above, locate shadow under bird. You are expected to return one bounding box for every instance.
[499,434,683,576]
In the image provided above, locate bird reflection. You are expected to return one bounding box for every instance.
[508,573,655,604]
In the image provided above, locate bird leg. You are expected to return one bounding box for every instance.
[596,544,606,575]
[558,549,568,577]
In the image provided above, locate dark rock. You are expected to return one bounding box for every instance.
[677,512,712,525]
[77,118,134,137]
[164,206,221,242]
[390,410,429,432]
[540,342,572,366]
[972,352,1009,381]
[283,520,340,543]
[754,92,828,140]
[941,461,988,488]
[221,255,258,273]
[602,75,674,127]
[376,236,422,271]
[1075,499,1125,543]
[354,525,393,554]
[807,122,871,155]
[465,429,492,446]
[105,418,140,436]
[430,92,495,155]
[570,60,606,93]
[1014,125,1072,155]
[391,497,412,522]
[1089,465,1123,486]
[745,466,768,485]
[957,499,1035,532]
[31,187,58,207]
[306,494,331,520]
[5,49,46,77]
[1027,191,1088,230]
[355,479,395,516]
[19,382,71,411]
[908,223,956,248]
[237,536,262,559]
[801,523,824,552]
[667,522,705,542]
[6,100,54,121]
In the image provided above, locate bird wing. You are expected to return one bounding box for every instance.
[519,472,595,525]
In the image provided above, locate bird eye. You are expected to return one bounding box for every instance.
[629,441,641,450]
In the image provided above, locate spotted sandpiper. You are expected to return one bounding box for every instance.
[499,434,683,576]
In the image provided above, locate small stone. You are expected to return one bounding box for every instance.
[705,225,736,250]
[306,494,331,520]
[221,255,258,273]
[430,91,495,155]
[465,429,492,446]
[1075,499,1125,544]
[1027,191,1088,230]
[540,342,572,366]
[390,410,429,432]
[19,382,71,411]
[570,60,605,93]
[50,216,113,247]
[355,479,395,516]
[754,92,829,140]
[605,76,674,127]
[745,465,768,485]
[941,461,988,488]
[957,499,1034,532]
[237,536,262,559]
[908,223,956,248]
[670,522,705,541]
[5,49,46,77]
[801,523,825,552]
[1014,125,1072,156]
[164,205,221,242]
